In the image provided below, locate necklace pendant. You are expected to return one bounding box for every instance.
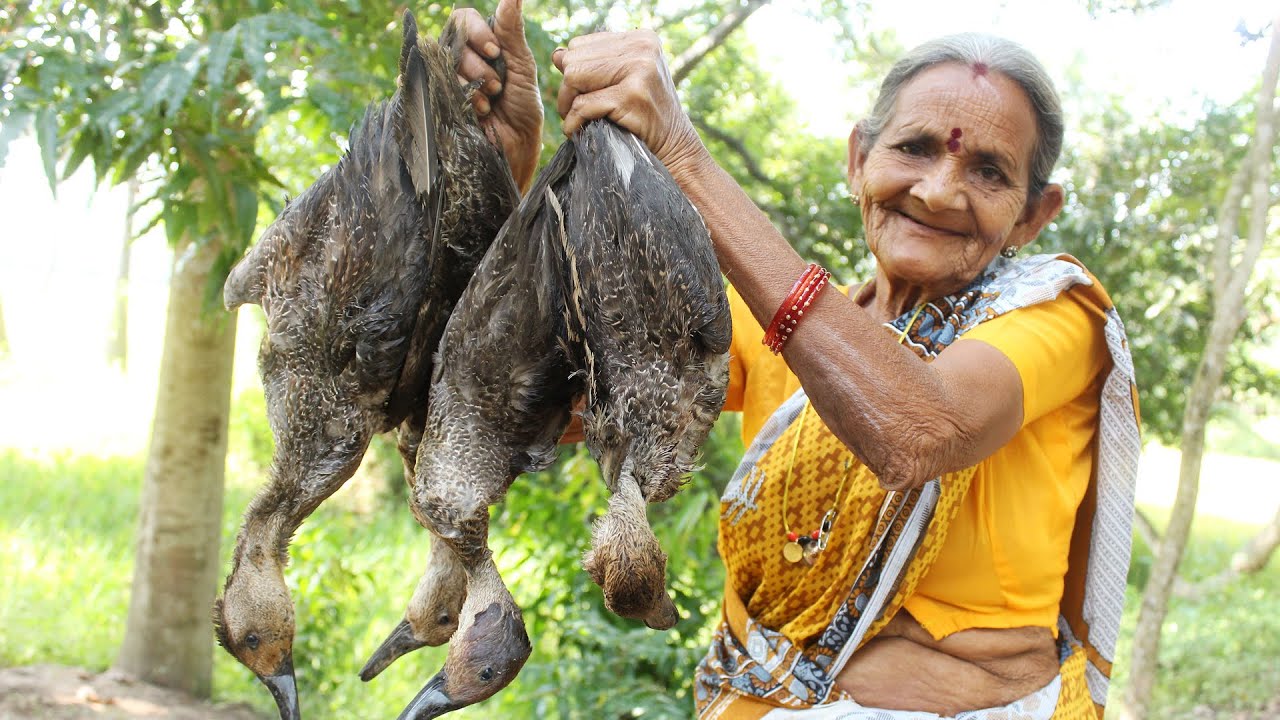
[803,543,821,566]
[783,541,805,563]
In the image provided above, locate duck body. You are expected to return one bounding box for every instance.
[399,140,581,720]
[216,10,515,718]
[560,121,731,629]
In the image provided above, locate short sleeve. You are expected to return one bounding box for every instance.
[724,286,759,413]
[958,286,1110,427]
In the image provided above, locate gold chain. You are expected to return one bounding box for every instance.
[779,297,927,565]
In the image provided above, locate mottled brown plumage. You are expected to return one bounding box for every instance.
[560,121,731,630]
[396,137,581,720]
[396,121,729,719]
[214,10,517,719]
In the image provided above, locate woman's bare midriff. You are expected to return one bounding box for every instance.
[834,610,1059,716]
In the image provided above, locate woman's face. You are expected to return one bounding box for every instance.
[848,63,1063,298]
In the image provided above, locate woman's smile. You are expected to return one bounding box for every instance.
[889,207,969,237]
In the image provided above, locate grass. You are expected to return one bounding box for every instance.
[2,436,1278,718]
[0,399,733,719]
[1115,506,1280,715]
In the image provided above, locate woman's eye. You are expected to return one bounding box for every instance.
[896,142,926,156]
[977,166,1007,183]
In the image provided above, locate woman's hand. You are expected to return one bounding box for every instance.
[453,0,542,192]
[552,30,708,181]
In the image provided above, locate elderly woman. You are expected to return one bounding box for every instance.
[456,3,1141,718]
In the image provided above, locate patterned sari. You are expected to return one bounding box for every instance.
[694,255,1141,720]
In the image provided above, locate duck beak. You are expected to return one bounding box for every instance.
[259,655,301,720]
[396,670,458,720]
[360,619,426,681]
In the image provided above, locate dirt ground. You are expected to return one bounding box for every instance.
[2,664,1277,719]
[0,666,264,720]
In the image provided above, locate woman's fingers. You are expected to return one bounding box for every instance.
[458,47,502,95]
[453,8,500,62]
[560,85,636,137]
[490,0,528,57]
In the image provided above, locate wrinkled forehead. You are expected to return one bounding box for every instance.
[896,63,1034,132]
[888,63,1038,160]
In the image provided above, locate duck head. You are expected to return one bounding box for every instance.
[360,538,467,681]
[396,563,531,720]
[213,553,299,720]
[581,464,679,630]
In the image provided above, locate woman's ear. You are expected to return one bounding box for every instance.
[1012,182,1065,246]
[847,124,867,190]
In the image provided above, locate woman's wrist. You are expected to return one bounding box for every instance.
[657,127,712,186]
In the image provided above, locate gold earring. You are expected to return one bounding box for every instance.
[1001,245,1019,259]
[850,192,861,205]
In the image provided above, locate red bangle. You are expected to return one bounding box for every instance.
[763,263,831,354]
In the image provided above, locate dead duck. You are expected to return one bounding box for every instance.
[359,525,466,681]
[396,139,581,720]
[214,10,517,719]
[560,120,731,629]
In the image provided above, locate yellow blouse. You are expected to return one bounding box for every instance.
[723,282,1111,639]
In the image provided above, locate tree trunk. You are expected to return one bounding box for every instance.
[106,179,137,370]
[115,237,237,698]
[1119,19,1280,720]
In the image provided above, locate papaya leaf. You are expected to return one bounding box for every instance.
[238,16,268,90]
[36,105,58,195]
[206,26,240,98]
[232,183,259,249]
[61,127,100,180]
[0,110,33,168]
[114,129,158,186]
[163,44,207,116]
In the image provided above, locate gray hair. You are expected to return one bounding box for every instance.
[859,33,1064,198]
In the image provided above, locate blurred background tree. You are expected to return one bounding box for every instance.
[0,0,428,696]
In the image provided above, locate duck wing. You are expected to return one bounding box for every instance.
[563,121,730,501]
[411,140,579,558]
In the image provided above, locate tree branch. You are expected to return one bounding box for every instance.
[691,116,782,192]
[1132,506,1161,548]
[1212,160,1250,300]
[1175,503,1280,600]
[1134,507,1198,598]
[1121,17,1280,719]
[670,0,774,85]
[1226,22,1280,320]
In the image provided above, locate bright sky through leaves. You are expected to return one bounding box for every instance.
[746,0,1276,138]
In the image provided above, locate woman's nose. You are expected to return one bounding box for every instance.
[911,159,968,212]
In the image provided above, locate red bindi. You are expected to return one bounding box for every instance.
[972,62,989,76]
[947,128,962,152]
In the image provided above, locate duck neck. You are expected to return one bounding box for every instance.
[234,485,301,575]
[460,552,510,614]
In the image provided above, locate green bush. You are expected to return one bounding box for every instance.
[4,430,1279,718]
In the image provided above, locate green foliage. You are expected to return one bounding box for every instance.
[679,34,870,281]
[229,388,274,471]
[0,0,436,311]
[0,450,141,669]
[7,444,1280,718]
[1117,506,1280,713]
[1044,96,1280,443]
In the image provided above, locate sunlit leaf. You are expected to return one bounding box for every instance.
[206,26,241,98]
[0,109,33,168]
[36,105,57,195]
